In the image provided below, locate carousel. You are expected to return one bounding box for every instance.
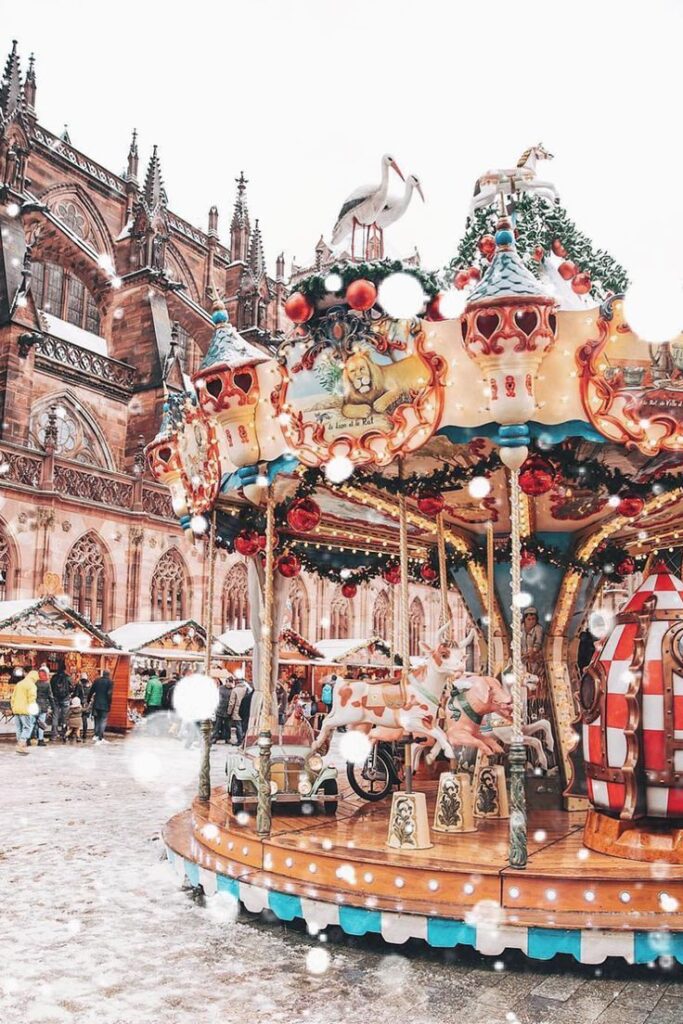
[149,149,683,964]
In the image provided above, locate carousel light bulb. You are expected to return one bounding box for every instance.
[5,202,20,217]
[325,456,354,483]
[512,591,533,609]
[607,495,620,508]
[278,412,291,425]
[439,289,468,320]
[256,474,269,488]
[624,273,683,344]
[324,272,343,293]
[377,272,425,320]
[190,514,208,535]
[468,476,491,499]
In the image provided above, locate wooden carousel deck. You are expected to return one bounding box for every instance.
[162,779,683,963]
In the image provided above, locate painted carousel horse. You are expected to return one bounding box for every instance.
[487,674,555,770]
[471,144,557,212]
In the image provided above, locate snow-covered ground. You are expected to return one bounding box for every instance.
[1,729,680,1024]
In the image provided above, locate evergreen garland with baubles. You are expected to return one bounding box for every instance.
[444,194,629,301]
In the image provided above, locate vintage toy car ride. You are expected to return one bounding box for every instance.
[226,742,338,815]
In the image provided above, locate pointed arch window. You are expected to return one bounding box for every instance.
[31,259,101,335]
[330,590,352,639]
[0,525,14,600]
[372,590,390,640]
[63,533,110,628]
[288,578,309,638]
[409,598,425,658]
[151,550,188,620]
[222,563,249,631]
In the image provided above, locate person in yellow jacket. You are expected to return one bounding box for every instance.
[11,667,39,755]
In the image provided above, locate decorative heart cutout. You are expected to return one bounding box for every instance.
[158,447,172,464]
[514,310,538,336]
[549,313,557,335]
[461,320,468,342]
[206,377,223,399]
[233,371,253,394]
[476,313,500,339]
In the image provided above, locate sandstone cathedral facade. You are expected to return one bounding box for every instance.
[0,40,469,652]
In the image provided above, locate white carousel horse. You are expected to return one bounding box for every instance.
[312,625,479,764]
[471,144,558,212]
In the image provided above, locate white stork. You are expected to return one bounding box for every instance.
[331,153,404,259]
[375,174,424,257]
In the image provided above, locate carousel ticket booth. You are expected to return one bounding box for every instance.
[0,595,127,735]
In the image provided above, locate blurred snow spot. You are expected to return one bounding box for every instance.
[305,947,330,975]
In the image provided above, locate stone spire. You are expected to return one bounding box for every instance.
[230,171,251,262]
[142,145,167,212]
[23,53,36,114]
[0,40,23,120]
[60,123,71,144]
[248,218,265,277]
[208,204,219,237]
[126,128,139,183]
[275,252,285,282]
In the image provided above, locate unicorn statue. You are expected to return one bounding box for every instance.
[471,144,557,212]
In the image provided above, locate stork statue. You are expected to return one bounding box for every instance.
[331,153,404,260]
[371,173,425,258]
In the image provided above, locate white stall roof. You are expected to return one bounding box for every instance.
[109,620,197,652]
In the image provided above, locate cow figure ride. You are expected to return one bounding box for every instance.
[311,625,512,765]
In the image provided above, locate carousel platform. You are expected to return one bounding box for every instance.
[162,780,683,965]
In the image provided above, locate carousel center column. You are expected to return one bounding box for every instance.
[199,510,217,803]
[256,486,276,836]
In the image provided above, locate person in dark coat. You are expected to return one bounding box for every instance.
[239,680,253,740]
[211,679,231,743]
[87,670,113,742]
[34,665,55,747]
[50,663,72,742]
[578,630,597,673]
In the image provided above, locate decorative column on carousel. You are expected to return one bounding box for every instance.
[256,486,276,836]
[460,215,558,868]
[199,510,217,803]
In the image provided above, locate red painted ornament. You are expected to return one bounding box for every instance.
[558,260,577,280]
[519,455,556,497]
[420,563,438,582]
[345,279,377,311]
[287,497,321,533]
[521,550,537,569]
[257,530,279,551]
[425,295,445,321]
[468,266,482,281]
[383,563,401,585]
[552,239,567,258]
[454,270,471,290]
[341,582,358,599]
[532,246,545,262]
[234,530,260,557]
[617,557,636,577]
[617,495,645,518]
[277,552,301,578]
[478,235,496,258]
[284,291,314,324]
[417,492,445,517]
[572,272,592,295]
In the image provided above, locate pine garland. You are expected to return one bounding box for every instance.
[290,259,441,304]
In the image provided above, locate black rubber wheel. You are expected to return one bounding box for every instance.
[230,776,245,816]
[322,778,338,815]
[346,748,394,802]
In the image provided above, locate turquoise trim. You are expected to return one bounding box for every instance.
[528,927,581,960]
[427,918,476,948]
[184,859,200,887]
[269,891,303,922]
[216,874,239,898]
[634,931,683,964]
[437,419,605,448]
[338,907,381,935]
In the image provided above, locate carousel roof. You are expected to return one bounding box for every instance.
[199,323,269,371]
[468,225,553,306]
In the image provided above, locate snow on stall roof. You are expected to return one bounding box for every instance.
[315,637,386,663]
[0,598,42,624]
[109,621,191,652]
[216,629,255,656]
[40,311,108,356]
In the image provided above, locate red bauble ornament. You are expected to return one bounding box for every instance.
[420,563,438,582]
[468,266,481,282]
[521,550,537,569]
[617,557,636,577]
[345,279,377,311]
[341,582,358,599]
[285,291,314,324]
[277,553,301,578]
[532,246,545,262]
[552,239,567,258]
[558,260,577,280]
[234,530,260,557]
[383,563,401,585]
[617,495,645,518]
[572,272,592,295]
[478,235,496,258]
[287,497,321,533]
[519,455,556,497]
[454,270,471,290]
[417,492,445,517]
[257,530,279,551]
[425,295,445,321]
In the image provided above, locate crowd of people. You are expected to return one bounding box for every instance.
[9,662,113,755]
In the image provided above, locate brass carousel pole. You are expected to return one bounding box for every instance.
[436,511,449,630]
[198,509,217,803]
[487,520,495,676]
[256,485,276,836]
[398,461,412,793]
[508,466,528,868]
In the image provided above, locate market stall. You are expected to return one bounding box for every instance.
[0,596,127,735]
[216,627,322,689]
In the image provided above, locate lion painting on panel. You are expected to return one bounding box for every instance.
[341,349,424,419]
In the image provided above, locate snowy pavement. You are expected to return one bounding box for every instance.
[1,729,681,1024]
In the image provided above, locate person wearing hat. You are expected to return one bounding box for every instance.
[11,666,38,754]
[34,665,55,746]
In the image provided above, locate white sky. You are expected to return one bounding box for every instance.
[5,0,683,285]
